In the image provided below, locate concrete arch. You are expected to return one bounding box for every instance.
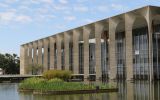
[132,15,149,80]
[56,34,63,70]
[115,16,126,80]
[64,31,73,71]
[42,38,49,71]
[49,37,55,70]
[97,20,109,81]
[83,25,91,81]
[72,29,81,75]
[108,17,121,80]
[151,14,160,79]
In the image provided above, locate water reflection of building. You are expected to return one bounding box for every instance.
[0,68,3,75]
[21,6,160,81]
[19,81,160,100]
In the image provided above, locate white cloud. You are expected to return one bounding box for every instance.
[37,14,56,21]
[15,15,32,23]
[84,19,94,23]
[0,11,32,24]
[53,5,68,10]
[55,24,66,30]
[4,0,19,4]
[0,3,9,8]
[18,5,32,12]
[59,0,68,4]
[97,6,109,12]
[0,11,15,23]
[36,7,49,14]
[64,16,76,21]
[40,0,53,4]
[76,0,88,3]
[23,0,53,5]
[111,4,128,11]
[73,6,88,12]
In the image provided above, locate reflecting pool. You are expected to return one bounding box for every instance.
[0,81,159,100]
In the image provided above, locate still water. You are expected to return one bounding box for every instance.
[0,81,159,100]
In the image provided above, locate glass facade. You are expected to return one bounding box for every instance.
[61,47,64,70]
[48,47,50,70]
[89,41,95,74]
[101,31,109,80]
[54,43,57,69]
[42,48,44,65]
[116,32,126,79]
[133,27,149,79]
[69,43,73,71]
[79,43,84,74]
[153,24,160,79]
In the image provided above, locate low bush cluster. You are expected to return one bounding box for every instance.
[42,70,72,80]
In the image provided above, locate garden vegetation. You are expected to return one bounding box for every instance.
[19,77,113,91]
[19,70,115,91]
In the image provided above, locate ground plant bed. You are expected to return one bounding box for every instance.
[18,77,118,95]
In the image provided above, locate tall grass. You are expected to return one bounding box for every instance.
[19,78,113,91]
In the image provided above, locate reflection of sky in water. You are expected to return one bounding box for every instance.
[0,81,159,100]
[0,83,19,100]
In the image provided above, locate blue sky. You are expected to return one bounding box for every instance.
[0,0,160,55]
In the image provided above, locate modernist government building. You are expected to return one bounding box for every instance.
[20,6,160,81]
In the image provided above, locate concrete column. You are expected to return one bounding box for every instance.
[38,40,43,66]
[56,35,62,70]
[33,42,38,64]
[64,33,70,70]
[28,43,33,74]
[20,45,28,74]
[28,43,33,65]
[127,81,134,100]
[125,14,135,80]
[109,18,118,80]
[49,37,55,70]
[38,40,43,74]
[145,7,154,81]
[83,26,91,81]
[95,23,104,80]
[43,38,49,72]
[73,30,80,74]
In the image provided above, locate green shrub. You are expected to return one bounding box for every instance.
[48,78,64,83]
[42,70,72,80]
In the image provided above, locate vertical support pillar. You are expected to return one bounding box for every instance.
[127,81,134,100]
[109,18,118,80]
[125,14,135,80]
[38,40,43,66]
[64,33,70,70]
[28,43,33,65]
[28,43,33,74]
[56,35,62,70]
[83,26,90,81]
[33,42,38,65]
[145,7,154,82]
[95,23,104,81]
[73,30,80,75]
[43,38,49,72]
[38,40,43,74]
[20,45,28,74]
[49,37,55,70]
